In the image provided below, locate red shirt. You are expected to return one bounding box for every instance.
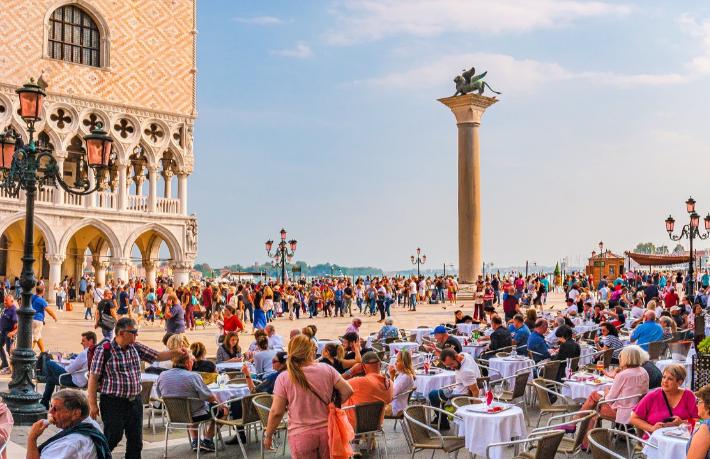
[223,315,243,333]
[664,292,679,308]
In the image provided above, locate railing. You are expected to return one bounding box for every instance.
[156,197,180,214]
[0,187,15,199]
[127,194,147,212]
[63,192,83,207]
[96,191,116,210]
[37,187,54,203]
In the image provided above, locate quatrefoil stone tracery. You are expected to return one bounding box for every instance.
[114,118,135,139]
[82,113,102,131]
[144,123,164,143]
[50,108,72,129]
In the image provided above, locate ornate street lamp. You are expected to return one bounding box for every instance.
[0,78,114,424]
[411,247,426,277]
[665,196,710,297]
[265,228,296,285]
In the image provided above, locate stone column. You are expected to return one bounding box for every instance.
[438,94,498,284]
[171,261,192,288]
[46,254,65,305]
[111,258,131,284]
[85,168,96,208]
[117,161,128,211]
[177,172,188,215]
[53,154,65,205]
[92,255,106,286]
[147,165,158,213]
[143,260,157,288]
[162,169,174,198]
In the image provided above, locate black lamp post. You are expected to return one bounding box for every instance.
[0,78,114,424]
[265,228,297,285]
[411,247,426,277]
[665,197,710,298]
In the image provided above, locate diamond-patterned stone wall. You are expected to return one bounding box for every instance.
[0,0,196,117]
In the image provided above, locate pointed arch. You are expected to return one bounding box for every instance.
[59,218,121,258]
[123,223,182,263]
[0,212,58,255]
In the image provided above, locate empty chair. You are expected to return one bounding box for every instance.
[530,410,596,458]
[402,405,467,457]
[251,394,287,458]
[497,372,531,422]
[344,401,388,459]
[485,429,565,459]
[531,378,580,427]
[647,341,667,361]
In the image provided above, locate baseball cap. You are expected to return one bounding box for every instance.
[361,351,381,364]
[433,325,448,334]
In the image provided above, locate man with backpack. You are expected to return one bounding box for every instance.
[88,317,187,459]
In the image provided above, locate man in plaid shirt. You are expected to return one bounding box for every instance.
[87,317,187,458]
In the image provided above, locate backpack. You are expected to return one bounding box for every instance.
[87,339,112,384]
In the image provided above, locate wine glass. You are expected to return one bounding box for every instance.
[493,382,504,401]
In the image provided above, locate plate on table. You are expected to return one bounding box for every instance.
[416,368,442,376]
[663,427,690,439]
[226,383,247,389]
[464,403,512,414]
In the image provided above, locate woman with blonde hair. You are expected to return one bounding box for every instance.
[263,335,353,458]
[386,349,416,416]
[132,288,145,325]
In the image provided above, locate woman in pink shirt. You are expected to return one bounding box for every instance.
[631,363,698,436]
[579,346,649,448]
[264,335,353,458]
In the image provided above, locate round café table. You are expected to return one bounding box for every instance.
[215,361,254,372]
[456,323,479,335]
[574,324,597,335]
[643,426,689,459]
[206,383,251,403]
[407,328,434,344]
[413,369,456,396]
[455,403,528,459]
[561,378,613,401]
[462,343,488,359]
[488,357,535,381]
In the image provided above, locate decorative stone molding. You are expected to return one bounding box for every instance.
[45,254,65,264]
[437,94,498,125]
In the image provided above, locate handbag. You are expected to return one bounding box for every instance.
[304,383,354,459]
[99,305,116,330]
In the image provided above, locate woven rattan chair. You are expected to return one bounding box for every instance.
[211,393,261,459]
[402,405,466,457]
[139,380,160,435]
[530,410,595,458]
[251,394,287,458]
[647,341,667,361]
[587,427,655,459]
[450,396,482,409]
[162,396,212,459]
[228,376,248,385]
[531,378,581,427]
[497,371,531,423]
[344,401,389,459]
[486,429,565,459]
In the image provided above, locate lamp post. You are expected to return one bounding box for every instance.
[665,197,710,298]
[410,247,426,277]
[0,78,114,424]
[265,228,297,285]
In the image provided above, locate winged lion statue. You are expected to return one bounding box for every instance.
[453,67,501,97]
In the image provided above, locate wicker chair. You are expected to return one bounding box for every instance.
[530,410,596,458]
[384,388,414,432]
[485,429,565,459]
[402,405,467,457]
[587,427,655,459]
[211,393,261,459]
[531,378,581,427]
[450,396,482,409]
[343,401,388,459]
[596,393,644,458]
[647,341,667,361]
[161,396,212,459]
[251,394,287,459]
[496,371,531,423]
[139,380,161,435]
[584,348,613,372]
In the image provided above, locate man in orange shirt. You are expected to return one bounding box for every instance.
[344,352,393,452]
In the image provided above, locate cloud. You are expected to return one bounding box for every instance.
[678,14,710,75]
[233,16,285,26]
[270,42,314,59]
[324,0,631,45]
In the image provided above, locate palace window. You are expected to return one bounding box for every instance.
[48,5,100,67]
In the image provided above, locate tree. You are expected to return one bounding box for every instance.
[673,244,685,254]
[634,242,656,254]
[655,245,669,254]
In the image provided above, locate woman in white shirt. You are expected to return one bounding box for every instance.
[385,349,416,416]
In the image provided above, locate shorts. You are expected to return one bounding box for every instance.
[32,320,43,340]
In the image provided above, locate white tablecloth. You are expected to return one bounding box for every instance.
[457,323,479,335]
[455,403,528,459]
[488,357,534,381]
[574,324,597,334]
[579,346,598,366]
[407,328,434,344]
[215,362,251,372]
[655,359,692,388]
[463,344,488,359]
[561,380,612,401]
[389,342,420,354]
[141,373,159,382]
[206,383,251,403]
[413,370,456,395]
[643,426,688,459]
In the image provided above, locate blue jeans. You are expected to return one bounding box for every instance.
[41,360,77,408]
[244,303,254,323]
[368,299,376,315]
[385,299,392,317]
[409,294,417,310]
[84,305,93,319]
[356,298,363,312]
[437,288,445,302]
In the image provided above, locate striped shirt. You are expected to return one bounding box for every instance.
[90,340,158,399]
[600,335,624,360]
[155,367,213,417]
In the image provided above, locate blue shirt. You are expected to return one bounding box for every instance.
[79,278,88,292]
[508,323,530,354]
[527,331,551,362]
[631,321,664,350]
[0,306,17,333]
[31,294,48,321]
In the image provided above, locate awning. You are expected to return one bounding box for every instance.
[625,251,689,266]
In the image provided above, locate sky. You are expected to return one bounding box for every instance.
[190,0,710,272]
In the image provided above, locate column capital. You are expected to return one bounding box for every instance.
[147,164,158,174]
[438,94,498,125]
[142,260,157,270]
[115,159,130,168]
[110,257,132,270]
[45,254,65,264]
[171,261,193,271]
